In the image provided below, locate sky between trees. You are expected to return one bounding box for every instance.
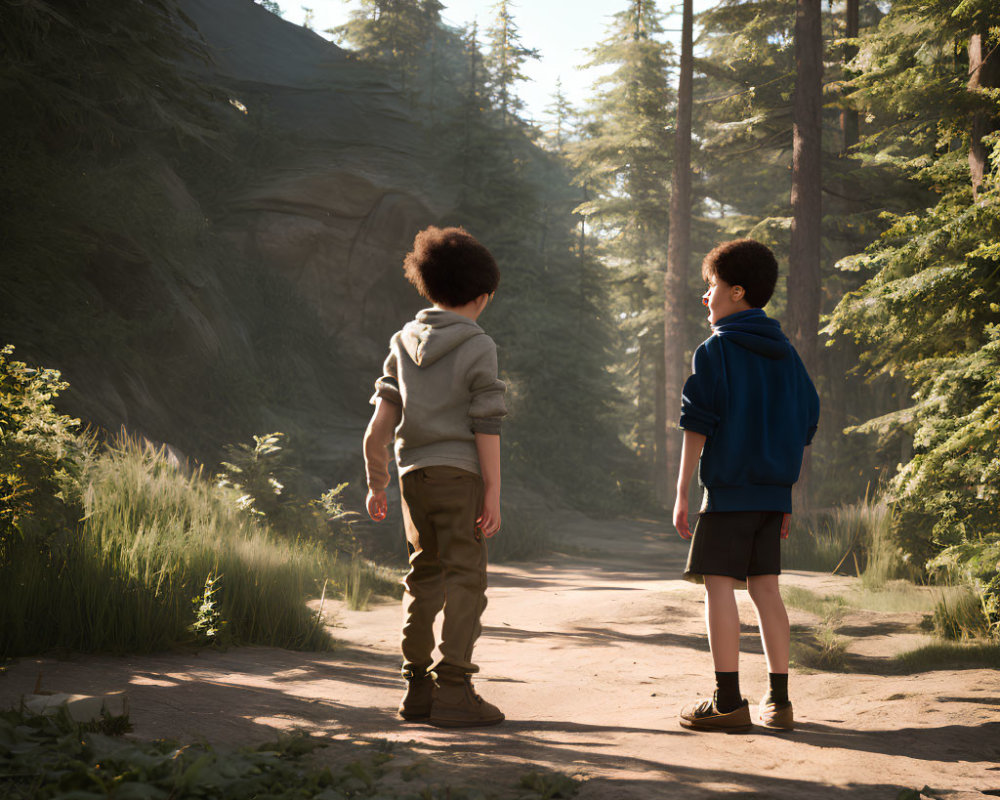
[274,0,716,123]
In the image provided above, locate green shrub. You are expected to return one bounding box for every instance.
[216,432,360,553]
[0,345,85,545]
[927,538,1000,640]
[0,438,333,657]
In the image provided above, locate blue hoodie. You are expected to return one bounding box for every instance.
[679,308,820,513]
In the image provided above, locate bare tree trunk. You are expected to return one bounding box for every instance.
[654,338,667,499]
[968,32,1000,198]
[789,0,823,510]
[840,0,859,153]
[663,0,693,502]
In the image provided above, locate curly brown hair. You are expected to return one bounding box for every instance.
[701,239,778,309]
[402,226,499,307]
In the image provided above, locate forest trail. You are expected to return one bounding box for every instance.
[2,518,998,799]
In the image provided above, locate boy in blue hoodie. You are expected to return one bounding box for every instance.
[673,239,819,732]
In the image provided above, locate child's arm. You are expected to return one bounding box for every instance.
[363,397,401,522]
[475,432,501,537]
[673,429,706,540]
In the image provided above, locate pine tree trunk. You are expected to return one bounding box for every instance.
[840,0,859,153]
[968,31,1000,198]
[789,0,823,509]
[663,0,693,502]
[654,338,667,499]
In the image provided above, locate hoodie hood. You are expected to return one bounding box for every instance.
[712,309,791,360]
[399,307,485,367]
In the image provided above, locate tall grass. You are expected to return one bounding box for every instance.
[0,440,333,657]
[785,496,920,587]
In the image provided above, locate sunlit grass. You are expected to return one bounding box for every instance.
[790,625,850,671]
[782,586,845,620]
[894,641,1000,672]
[784,496,921,588]
[0,440,400,657]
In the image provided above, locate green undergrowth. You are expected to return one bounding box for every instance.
[1,347,401,656]
[790,624,850,672]
[892,641,1000,672]
[782,584,1000,673]
[1,440,335,656]
[784,497,919,587]
[782,495,997,647]
[0,705,581,800]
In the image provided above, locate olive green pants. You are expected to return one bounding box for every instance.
[399,466,488,684]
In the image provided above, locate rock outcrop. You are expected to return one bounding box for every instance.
[182,0,446,366]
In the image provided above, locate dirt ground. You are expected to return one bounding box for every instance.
[2,517,998,799]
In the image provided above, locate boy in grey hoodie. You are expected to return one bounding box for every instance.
[363,226,507,728]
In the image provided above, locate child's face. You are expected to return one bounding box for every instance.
[702,276,748,325]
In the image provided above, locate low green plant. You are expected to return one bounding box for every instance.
[931,587,993,641]
[344,554,375,611]
[191,571,227,645]
[927,538,1000,640]
[216,432,360,554]
[790,624,850,671]
[0,704,581,800]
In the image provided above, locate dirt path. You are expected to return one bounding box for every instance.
[2,518,998,799]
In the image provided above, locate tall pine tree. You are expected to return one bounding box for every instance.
[572,0,675,487]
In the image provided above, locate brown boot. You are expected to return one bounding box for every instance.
[398,675,434,720]
[429,677,504,728]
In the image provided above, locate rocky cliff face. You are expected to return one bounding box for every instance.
[182,0,446,366]
[4,0,452,476]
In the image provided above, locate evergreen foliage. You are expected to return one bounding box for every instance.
[329,0,447,96]
[484,0,540,123]
[826,0,1000,624]
[692,0,902,506]
[570,0,676,471]
[338,1,636,506]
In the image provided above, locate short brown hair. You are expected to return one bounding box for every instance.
[701,239,778,308]
[403,226,499,307]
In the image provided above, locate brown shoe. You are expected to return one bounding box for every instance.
[758,697,794,730]
[429,677,504,728]
[398,675,434,720]
[679,694,752,732]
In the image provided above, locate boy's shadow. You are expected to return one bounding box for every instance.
[770,717,1000,764]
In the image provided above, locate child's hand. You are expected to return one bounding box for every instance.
[366,488,388,522]
[477,487,501,538]
[673,494,692,540]
[780,513,791,539]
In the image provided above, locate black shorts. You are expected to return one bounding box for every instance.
[683,510,783,586]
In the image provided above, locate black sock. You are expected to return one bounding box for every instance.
[768,672,789,705]
[714,671,742,712]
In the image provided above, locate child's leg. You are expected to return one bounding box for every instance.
[747,573,793,727]
[704,574,741,671]
[400,473,445,680]
[703,574,744,712]
[429,470,487,684]
[747,574,789,675]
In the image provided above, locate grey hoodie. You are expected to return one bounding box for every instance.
[371,308,507,479]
